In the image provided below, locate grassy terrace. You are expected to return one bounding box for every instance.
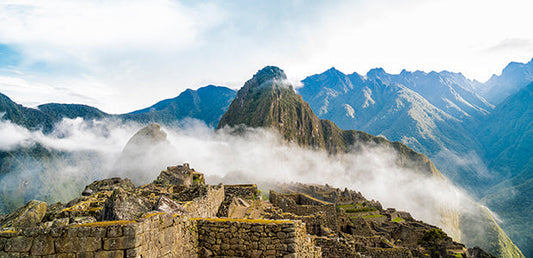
[344,207,378,213]
[392,217,404,223]
[363,214,385,218]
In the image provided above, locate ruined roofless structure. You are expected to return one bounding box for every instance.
[0,163,492,257]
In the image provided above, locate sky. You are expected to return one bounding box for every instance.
[0,0,532,113]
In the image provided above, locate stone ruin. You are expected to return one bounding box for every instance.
[154,163,205,187]
[0,163,494,257]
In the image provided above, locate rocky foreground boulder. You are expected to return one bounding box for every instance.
[0,200,47,228]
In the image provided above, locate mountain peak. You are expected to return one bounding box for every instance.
[325,67,343,74]
[252,66,287,85]
[366,67,388,80]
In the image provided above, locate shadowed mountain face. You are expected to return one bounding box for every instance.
[123,85,237,127]
[218,66,441,177]
[0,93,54,132]
[477,58,533,104]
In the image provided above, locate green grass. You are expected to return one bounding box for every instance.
[363,214,385,218]
[344,207,377,213]
[392,217,404,223]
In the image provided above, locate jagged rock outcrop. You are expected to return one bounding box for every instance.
[99,188,153,221]
[0,200,47,228]
[154,163,205,186]
[82,177,135,196]
[154,195,188,214]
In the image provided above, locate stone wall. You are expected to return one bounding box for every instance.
[1,214,322,257]
[217,184,259,217]
[196,218,321,257]
[183,185,225,218]
[270,191,338,232]
[0,213,197,257]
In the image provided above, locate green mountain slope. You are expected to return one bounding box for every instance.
[38,103,108,122]
[477,83,533,257]
[123,85,236,127]
[218,66,440,176]
[0,93,53,132]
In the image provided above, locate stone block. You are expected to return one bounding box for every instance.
[5,236,32,252]
[21,228,40,237]
[287,243,296,253]
[50,227,64,238]
[159,214,174,229]
[54,254,77,258]
[106,226,122,238]
[77,252,95,258]
[78,227,106,238]
[30,235,54,255]
[276,243,287,251]
[125,246,142,257]
[66,227,79,237]
[264,249,276,256]
[123,223,143,236]
[282,226,295,233]
[251,250,262,258]
[103,236,141,250]
[0,251,20,257]
[55,237,101,253]
[94,250,123,258]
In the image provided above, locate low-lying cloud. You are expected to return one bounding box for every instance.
[0,117,487,243]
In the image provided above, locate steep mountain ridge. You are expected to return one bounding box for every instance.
[0,93,54,132]
[124,85,236,127]
[299,68,488,191]
[218,66,441,176]
[479,58,533,104]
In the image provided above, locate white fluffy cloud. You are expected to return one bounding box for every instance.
[0,0,532,113]
[0,0,221,54]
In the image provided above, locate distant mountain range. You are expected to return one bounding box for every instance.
[0,85,236,132]
[297,59,533,256]
[0,60,531,256]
